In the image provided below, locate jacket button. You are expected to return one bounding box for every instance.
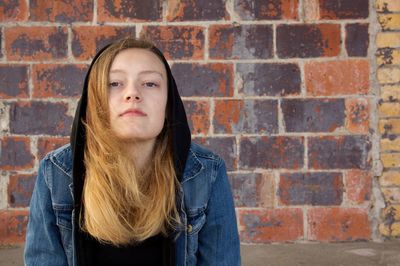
[187,224,193,233]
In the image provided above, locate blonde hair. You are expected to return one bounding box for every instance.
[81,39,180,246]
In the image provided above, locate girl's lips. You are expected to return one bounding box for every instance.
[120,108,147,117]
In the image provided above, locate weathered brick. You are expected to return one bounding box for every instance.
[0,210,28,245]
[376,48,400,66]
[308,208,370,241]
[37,137,69,159]
[377,33,400,48]
[5,26,68,60]
[319,0,369,19]
[382,187,400,203]
[380,171,400,186]
[376,0,400,12]
[30,0,93,22]
[234,0,299,20]
[381,205,400,221]
[381,85,400,101]
[379,119,400,135]
[214,100,278,134]
[237,63,301,96]
[0,65,28,98]
[171,63,233,97]
[240,136,304,169]
[72,26,135,61]
[346,170,372,204]
[276,24,340,58]
[345,98,370,134]
[303,0,319,21]
[0,0,28,21]
[379,102,400,117]
[378,14,400,31]
[305,60,369,96]
[98,0,162,22]
[228,172,274,207]
[377,67,400,84]
[308,135,371,170]
[9,101,72,135]
[279,172,343,206]
[167,0,229,21]
[379,222,400,237]
[381,137,400,152]
[33,64,88,98]
[183,100,210,135]
[346,24,369,57]
[193,137,237,171]
[8,173,36,208]
[238,208,303,243]
[0,137,34,171]
[282,98,345,132]
[140,26,204,60]
[209,24,273,59]
[381,153,400,169]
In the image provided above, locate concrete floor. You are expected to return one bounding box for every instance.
[1,241,399,266]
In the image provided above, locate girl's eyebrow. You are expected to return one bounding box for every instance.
[109,69,164,79]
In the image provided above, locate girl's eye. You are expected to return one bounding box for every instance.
[143,82,159,88]
[109,81,122,88]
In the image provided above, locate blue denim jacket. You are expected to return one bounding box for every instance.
[24,142,241,266]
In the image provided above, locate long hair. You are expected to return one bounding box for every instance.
[81,38,180,246]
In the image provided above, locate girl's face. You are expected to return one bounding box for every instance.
[108,48,168,143]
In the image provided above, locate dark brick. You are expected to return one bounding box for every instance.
[183,100,210,135]
[0,210,29,245]
[5,26,68,60]
[234,0,299,20]
[214,100,278,134]
[278,172,343,206]
[140,26,204,60]
[277,24,340,58]
[319,0,369,19]
[346,23,369,57]
[8,173,36,208]
[9,101,72,135]
[30,0,93,22]
[376,48,394,66]
[37,137,69,159]
[0,137,34,171]
[0,65,28,98]
[193,137,237,171]
[172,63,233,97]
[240,136,304,169]
[33,64,88,98]
[72,26,135,60]
[237,63,301,96]
[209,24,273,59]
[167,0,229,21]
[308,135,371,169]
[98,0,162,22]
[0,0,28,21]
[282,98,345,132]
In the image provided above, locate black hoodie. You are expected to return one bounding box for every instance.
[69,41,191,265]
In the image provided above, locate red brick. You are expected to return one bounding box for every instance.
[214,99,278,134]
[37,137,69,159]
[0,65,28,98]
[277,24,340,58]
[0,210,29,245]
[234,0,298,20]
[167,0,229,21]
[346,170,372,204]
[30,0,93,22]
[98,0,162,22]
[345,98,370,134]
[72,26,135,60]
[33,64,88,98]
[0,137,34,171]
[209,24,273,59]
[305,60,369,96]
[279,172,343,206]
[8,173,36,208]
[238,208,303,243]
[5,27,68,61]
[0,0,28,21]
[9,101,72,136]
[346,23,369,57]
[183,100,210,135]
[171,63,233,97]
[319,0,369,19]
[140,26,204,60]
[240,136,304,170]
[308,208,371,241]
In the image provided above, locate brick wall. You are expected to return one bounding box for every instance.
[0,0,394,246]
[376,0,400,238]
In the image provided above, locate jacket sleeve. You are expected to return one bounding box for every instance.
[24,158,68,266]
[197,158,241,266]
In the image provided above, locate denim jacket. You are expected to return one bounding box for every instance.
[24,142,241,266]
